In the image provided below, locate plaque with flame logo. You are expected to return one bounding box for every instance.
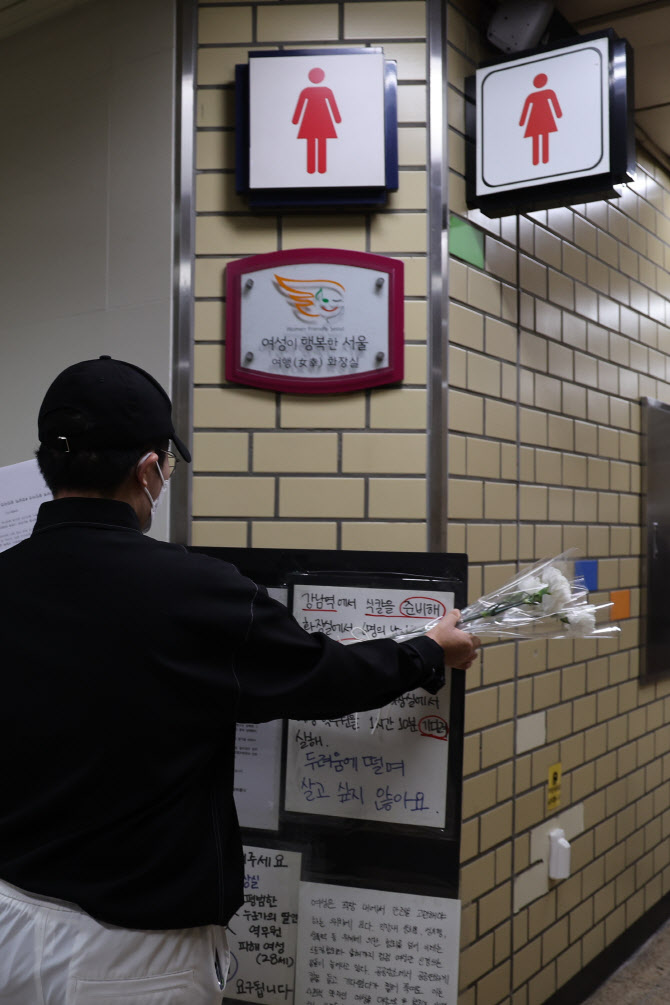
[225,249,404,394]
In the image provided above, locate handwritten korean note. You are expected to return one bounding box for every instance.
[296,882,461,1005]
[226,846,301,1004]
[286,585,454,828]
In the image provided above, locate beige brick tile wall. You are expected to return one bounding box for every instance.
[191,520,248,547]
[257,5,340,42]
[447,5,670,1004]
[252,520,338,550]
[194,4,670,1004]
[252,432,339,472]
[195,0,431,553]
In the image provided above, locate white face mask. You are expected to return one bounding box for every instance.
[137,452,168,531]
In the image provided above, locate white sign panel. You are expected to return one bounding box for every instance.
[250,53,386,189]
[476,37,610,195]
[285,585,454,828]
[0,459,52,553]
[239,263,389,381]
[296,882,461,1005]
[227,846,301,1004]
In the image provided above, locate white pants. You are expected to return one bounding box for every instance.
[0,879,229,1004]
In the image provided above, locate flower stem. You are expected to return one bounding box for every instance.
[459,587,549,624]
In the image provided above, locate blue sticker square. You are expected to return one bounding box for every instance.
[575,559,598,592]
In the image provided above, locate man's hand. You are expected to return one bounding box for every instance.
[426,610,481,670]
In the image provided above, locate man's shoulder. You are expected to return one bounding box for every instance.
[0,537,31,566]
[142,538,255,591]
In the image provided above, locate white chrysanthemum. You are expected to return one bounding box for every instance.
[565,607,596,636]
[517,575,546,596]
[382,553,621,644]
[540,566,573,614]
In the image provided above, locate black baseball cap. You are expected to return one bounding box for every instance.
[38,355,191,462]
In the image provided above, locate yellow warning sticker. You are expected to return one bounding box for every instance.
[547,762,562,812]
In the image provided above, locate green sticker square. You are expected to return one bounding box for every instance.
[450,215,484,270]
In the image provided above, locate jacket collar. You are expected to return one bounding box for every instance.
[33,497,142,534]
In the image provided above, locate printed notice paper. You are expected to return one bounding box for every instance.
[286,585,454,828]
[226,846,301,1004]
[233,587,286,832]
[0,459,52,553]
[235,722,283,831]
[296,882,461,1005]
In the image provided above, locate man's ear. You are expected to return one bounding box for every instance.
[135,452,158,487]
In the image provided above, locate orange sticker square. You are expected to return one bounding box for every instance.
[609,589,630,620]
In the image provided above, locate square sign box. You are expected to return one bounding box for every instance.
[236,49,399,209]
[225,249,404,394]
[466,32,634,217]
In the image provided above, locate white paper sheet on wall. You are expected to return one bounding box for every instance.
[0,459,52,553]
[234,721,283,830]
[226,846,301,1005]
[233,586,287,832]
[295,881,461,1005]
[285,584,454,828]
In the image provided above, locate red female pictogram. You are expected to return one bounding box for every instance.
[519,72,562,166]
[291,67,342,174]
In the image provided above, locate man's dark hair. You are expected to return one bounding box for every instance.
[36,410,167,495]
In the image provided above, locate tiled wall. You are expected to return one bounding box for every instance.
[195,3,670,1005]
[447,4,670,1005]
[194,0,432,552]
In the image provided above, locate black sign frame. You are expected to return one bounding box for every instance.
[235,49,399,210]
[465,31,635,219]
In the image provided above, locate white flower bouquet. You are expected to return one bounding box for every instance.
[389,552,621,643]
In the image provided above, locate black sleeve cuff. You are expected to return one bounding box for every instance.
[399,634,446,694]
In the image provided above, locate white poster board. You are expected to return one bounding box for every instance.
[0,459,52,552]
[296,881,461,1005]
[226,846,301,1004]
[285,584,454,828]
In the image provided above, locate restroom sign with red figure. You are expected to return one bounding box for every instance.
[475,36,611,196]
[248,51,386,189]
[519,72,563,166]
[291,67,342,175]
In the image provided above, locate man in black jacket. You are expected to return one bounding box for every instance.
[0,356,479,1004]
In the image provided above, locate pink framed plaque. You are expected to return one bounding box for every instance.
[225,249,404,394]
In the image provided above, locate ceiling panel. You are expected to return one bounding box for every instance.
[632,41,670,108]
[574,8,670,45]
[1,0,669,164]
[637,107,670,152]
[555,0,670,161]
[556,0,655,22]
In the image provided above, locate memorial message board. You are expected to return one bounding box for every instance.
[296,882,461,1005]
[191,548,468,1005]
[227,846,301,1004]
[285,582,454,828]
[225,854,461,1005]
